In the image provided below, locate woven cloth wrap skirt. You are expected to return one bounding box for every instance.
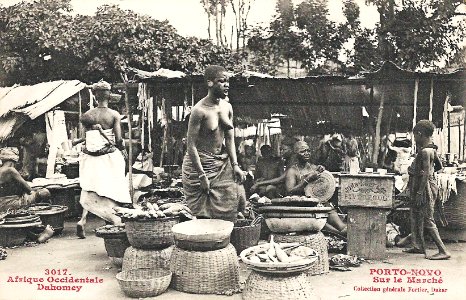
[182,150,245,222]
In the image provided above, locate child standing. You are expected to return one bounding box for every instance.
[403,120,450,260]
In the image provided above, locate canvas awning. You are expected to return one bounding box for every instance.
[0,80,87,141]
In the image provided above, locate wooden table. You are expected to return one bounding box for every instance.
[339,173,394,260]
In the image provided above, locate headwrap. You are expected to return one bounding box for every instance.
[293,141,309,154]
[331,133,342,141]
[0,147,19,162]
[92,80,111,91]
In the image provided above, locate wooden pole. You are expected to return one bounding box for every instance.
[372,86,385,164]
[429,78,434,121]
[120,73,134,202]
[413,78,419,129]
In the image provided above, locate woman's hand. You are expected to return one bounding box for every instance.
[234,165,246,183]
[91,124,102,130]
[305,171,320,182]
[200,175,210,193]
[317,165,325,173]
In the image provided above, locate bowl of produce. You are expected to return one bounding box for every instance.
[240,236,318,274]
[172,219,234,251]
[114,202,192,249]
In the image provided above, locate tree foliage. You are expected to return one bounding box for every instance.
[0,0,240,85]
[245,0,466,75]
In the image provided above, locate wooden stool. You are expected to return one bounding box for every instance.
[274,232,329,275]
[243,271,319,300]
[170,244,240,294]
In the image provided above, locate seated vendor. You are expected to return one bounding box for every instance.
[250,138,295,197]
[0,147,51,211]
[253,145,284,198]
[285,141,347,236]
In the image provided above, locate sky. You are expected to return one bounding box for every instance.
[0,0,380,39]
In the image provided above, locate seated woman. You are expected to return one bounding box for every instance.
[252,145,284,198]
[285,141,347,236]
[250,139,295,198]
[0,147,51,212]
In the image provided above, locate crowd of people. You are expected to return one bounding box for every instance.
[0,64,451,260]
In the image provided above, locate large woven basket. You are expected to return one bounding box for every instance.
[116,268,172,298]
[122,246,173,271]
[125,216,179,249]
[274,232,329,276]
[243,271,318,300]
[230,219,261,254]
[170,244,240,294]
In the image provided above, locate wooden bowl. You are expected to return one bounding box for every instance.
[265,217,327,233]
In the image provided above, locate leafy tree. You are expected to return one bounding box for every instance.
[359,0,466,71]
[0,0,240,85]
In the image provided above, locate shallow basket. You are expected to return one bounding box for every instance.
[243,271,318,300]
[170,244,240,294]
[230,219,261,254]
[125,217,179,249]
[122,246,174,271]
[116,268,172,298]
[274,232,329,276]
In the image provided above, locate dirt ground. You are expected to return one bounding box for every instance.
[1,216,465,300]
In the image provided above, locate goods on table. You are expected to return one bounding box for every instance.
[240,236,318,274]
[171,219,234,251]
[116,268,172,298]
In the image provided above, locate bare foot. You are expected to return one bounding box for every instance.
[426,252,451,260]
[76,223,85,239]
[403,247,425,254]
[37,225,54,243]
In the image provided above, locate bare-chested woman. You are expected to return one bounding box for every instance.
[182,65,246,222]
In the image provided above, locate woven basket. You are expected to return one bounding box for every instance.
[170,244,240,294]
[125,217,179,249]
[116,268,172,298]
[230,219,261,254]
[110,257,123,267]
[243,271,318,300]
[104,236,131,258]
[122,246,173,271]
[274,232,329,276]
